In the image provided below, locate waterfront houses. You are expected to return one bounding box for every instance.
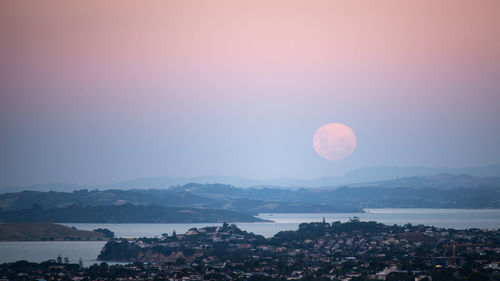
[1,220,499,281]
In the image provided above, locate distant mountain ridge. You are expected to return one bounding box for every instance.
[113,164,500,189]
[1,174,500,220]
[343,164,500,183]
[1,164,500,193]
[345,173,500,190]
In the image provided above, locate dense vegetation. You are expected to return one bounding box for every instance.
[0,204,265,223]
[1,175,499,216]
[0,187,363,215]
[0,189,214,211]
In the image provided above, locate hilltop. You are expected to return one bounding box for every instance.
[1,173,499,223]
[0,187,362,215]
[3,164,500,193]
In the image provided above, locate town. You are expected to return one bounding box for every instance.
[1,219,499,281]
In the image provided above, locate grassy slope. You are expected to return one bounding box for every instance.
[0,222,105,241]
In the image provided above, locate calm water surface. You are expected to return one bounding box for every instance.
[1,209,499,265]
[0,241,106,267]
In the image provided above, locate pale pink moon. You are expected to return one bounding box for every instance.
[313,123,357,161]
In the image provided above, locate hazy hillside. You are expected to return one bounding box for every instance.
[342,164,500,183]
[2,164,499,193]
[0,187,361,215]
[346,173,500,189]
[1,174,499,215]
[111,165,500,188]
[0,189,219,211]
[0,183,87,194]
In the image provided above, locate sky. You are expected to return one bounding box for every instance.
[1,0,500,187]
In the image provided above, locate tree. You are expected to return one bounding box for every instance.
[93,228,115,239]
[350,216,360,222]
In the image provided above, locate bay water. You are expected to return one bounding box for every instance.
[1,209,499,266]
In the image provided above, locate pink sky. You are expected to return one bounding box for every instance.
[1,0,500,185]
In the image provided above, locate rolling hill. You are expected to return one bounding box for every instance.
[0,223,106,241]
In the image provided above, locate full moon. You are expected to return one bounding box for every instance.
[313,123,357,161]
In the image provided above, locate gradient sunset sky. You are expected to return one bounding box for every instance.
[1,0,500,186]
